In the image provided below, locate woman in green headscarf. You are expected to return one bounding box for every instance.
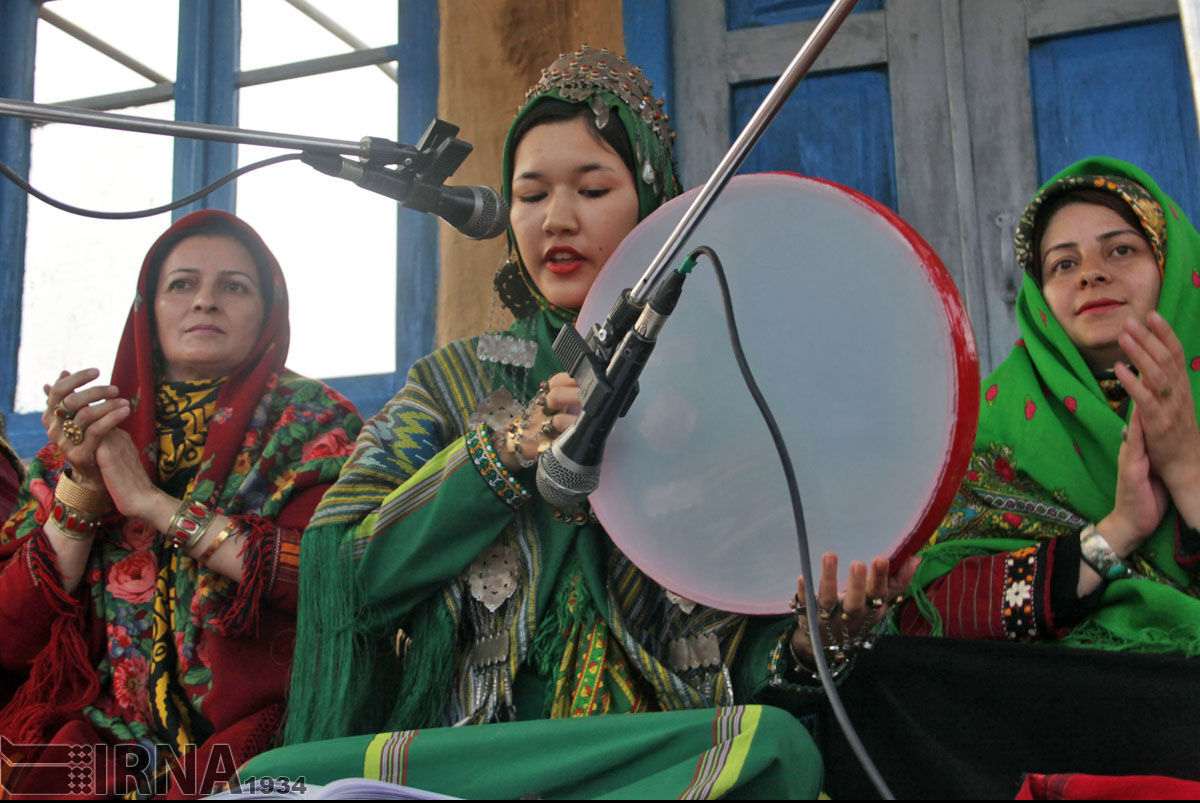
[877,157,1200,650]
[241,48,823,799]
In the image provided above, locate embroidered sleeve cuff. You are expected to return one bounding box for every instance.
[465,423,532,510]
[1047,533,1102,631]
[737,619,827,710]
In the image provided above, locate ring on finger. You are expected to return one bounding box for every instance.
[540,419,560,437]
[1160,384,1173,398]
[818,599,841,622]
[54,400,76,420]
[868,596,885,612]
[62,419,85,445]
[540,397,560,418]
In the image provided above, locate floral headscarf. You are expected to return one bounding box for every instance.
[1014,172,1167,282]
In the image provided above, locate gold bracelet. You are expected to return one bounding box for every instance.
[55,470,111,515]
[198,520,238,563]
[167,499,217,550]
[51,497,101,540]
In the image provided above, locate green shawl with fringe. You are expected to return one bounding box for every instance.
[910,157,1200,653]
[282,307,806,745]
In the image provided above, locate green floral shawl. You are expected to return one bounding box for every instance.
[910,157,1200,651]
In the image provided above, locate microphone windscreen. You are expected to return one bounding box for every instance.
[464,187,508,240]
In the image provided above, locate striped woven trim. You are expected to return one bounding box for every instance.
[604,580,704,711]
[350,441,471,557]
[365,730,419,785]
[680,706,758,800]
[376,440,471,528]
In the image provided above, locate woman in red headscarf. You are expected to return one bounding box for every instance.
[0,210,360,798]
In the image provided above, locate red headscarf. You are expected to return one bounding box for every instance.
[111,209,289,502]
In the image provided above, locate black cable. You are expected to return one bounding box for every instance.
[688,244,895,800]
[0,152,303,219]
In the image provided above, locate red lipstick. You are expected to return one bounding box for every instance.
[544,246,585,276]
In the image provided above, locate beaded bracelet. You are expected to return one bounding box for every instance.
[167,499,218,550]
[466,424,531,510]
[782,623,857,684]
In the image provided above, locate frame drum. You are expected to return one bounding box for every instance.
[580,173,978,615]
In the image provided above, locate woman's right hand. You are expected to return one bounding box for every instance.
[496,372,582,472]
[41,368,131,491]
[1097,408,1168,559]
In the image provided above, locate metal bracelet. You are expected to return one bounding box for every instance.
[1079,523,1131,581]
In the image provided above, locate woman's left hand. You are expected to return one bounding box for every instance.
[1115,311,1200,498]
[789,552,920,667]
[95,429,173,524]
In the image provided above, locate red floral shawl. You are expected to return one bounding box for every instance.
[0,210,360,795]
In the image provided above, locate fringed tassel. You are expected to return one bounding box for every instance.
[0,610,100,743]
[214,516,278,638]
[283,522,360,744]
[387,599,457,730]
[0,531,100,742]
[529,563,601,717]
[1062,617,1200,655]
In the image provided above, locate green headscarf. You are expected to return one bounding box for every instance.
[910,157,1200,651]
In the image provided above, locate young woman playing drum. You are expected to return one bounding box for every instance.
[247,48,824,799]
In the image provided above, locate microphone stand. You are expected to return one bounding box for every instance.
[0,96,416,165]
[630,0,858,303]
[0,98,480,212]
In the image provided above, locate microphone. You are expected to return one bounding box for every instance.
[536,266,690,509]
[301,152,509,240]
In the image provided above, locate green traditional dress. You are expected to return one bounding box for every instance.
[897,157,1200,652]
[245,48,822,800]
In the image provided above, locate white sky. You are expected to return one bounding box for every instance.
[16,0,401,411]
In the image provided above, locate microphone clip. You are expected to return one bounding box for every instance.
[552,286,646,415]
[302,118,472,208]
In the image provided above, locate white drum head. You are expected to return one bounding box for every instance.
[580,173,978,615]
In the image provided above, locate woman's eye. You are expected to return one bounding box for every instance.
[225,281,249,294]
[1112,244,1135,257]
[517,192,546,203]
[581,188,610,199]
[1050,258,1076,274]
[167,278,192,291]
